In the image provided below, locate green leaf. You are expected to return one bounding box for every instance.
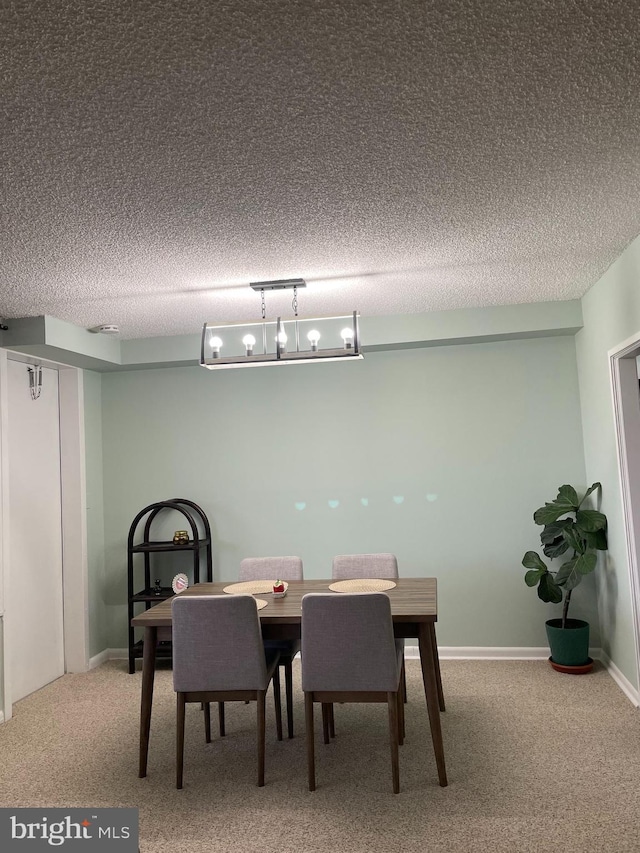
[540,520,571,544]
[585,529,608,550]
[575,551,597,575]
[534,504,572,525]
[538,572,563,604]
[556,557,581,590]
[562,523,586,554]
[522,551,547,571]
[543,537,570,559]
[576,510,607,533]
[525,569,544,587]
[558,485,579,508]
[580,482,601,507]
[534,485,580,524]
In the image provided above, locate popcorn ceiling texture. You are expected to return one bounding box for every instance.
[1,0,639,338]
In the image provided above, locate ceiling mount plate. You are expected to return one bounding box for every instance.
[249,278,306,292]
[88,324,120,335]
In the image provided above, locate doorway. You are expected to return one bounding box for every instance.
[0,350,89,722]
[610,332,640,693]
[6,360,65,701]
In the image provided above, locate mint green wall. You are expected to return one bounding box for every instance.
[101,336,593,650]
[84,370,108,657]
[575,235,640,687]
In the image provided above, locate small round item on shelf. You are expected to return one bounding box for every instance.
[173,530,189,545]
[172,573,189,594]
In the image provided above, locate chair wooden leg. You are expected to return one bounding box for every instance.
[400,665,406,741]
[218,701,225,737]
[176,693,186,790]
[321,703,330,744]
[204,702,211,743]
[284,658,294,739]
[273,667,283,742]
[305,692,316,791]
[257,690,266,787]
[402,653,408,703]
[397,683,405,746]
[328,703,335,738]
[387,692,400,794]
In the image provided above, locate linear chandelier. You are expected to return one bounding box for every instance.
[200,279,363,369]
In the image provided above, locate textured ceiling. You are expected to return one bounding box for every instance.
[1,0,640,339]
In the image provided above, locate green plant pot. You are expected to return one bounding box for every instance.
[545,618,590,667]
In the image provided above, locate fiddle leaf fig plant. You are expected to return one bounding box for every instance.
[522,483,607,628]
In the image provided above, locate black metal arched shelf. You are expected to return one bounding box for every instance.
[127,499,213,673]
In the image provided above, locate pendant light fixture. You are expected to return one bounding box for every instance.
[200,279,362,369]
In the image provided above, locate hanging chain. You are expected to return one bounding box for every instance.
[260,288,266,320]
[292,285,298,317]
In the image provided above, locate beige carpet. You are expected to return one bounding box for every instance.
[0,659,638,853]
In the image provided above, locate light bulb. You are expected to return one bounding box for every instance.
[341,327,354,349]
[210,335,223,357]
[276,330,287,352]
[307,329,321,351]
[242,333,256,356]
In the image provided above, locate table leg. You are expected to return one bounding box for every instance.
[428,623,446,712]
[418,623,448,786]
[139,626,157,778]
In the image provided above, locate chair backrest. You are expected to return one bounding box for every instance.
[172,595,268,692]
[301,593,400,692]
[331,553,398,580]
[240,556,303,581]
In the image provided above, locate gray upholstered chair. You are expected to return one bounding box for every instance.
[172,594,282,789]
[241,556,304,583]
[301,592,405,794]
[239,556,303,739]
[329,553,405,735]
[331,552,398,580]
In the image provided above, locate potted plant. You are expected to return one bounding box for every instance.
[521,483,607,672]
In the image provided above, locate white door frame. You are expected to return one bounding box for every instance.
[0,349,89,723]
[609,331,640,693]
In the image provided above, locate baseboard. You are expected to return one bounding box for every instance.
[97,645,594,662]
[438,646,553,660]
[107,648,128,660]
[0,711,4,724]
[404,645,552,660]
[89,648,127,669]
[405,645,639,708]
[88,649,110,670]
[598,651,640,707]
[405,645,603,661]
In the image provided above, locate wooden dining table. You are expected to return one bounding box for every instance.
[131,577,448,786]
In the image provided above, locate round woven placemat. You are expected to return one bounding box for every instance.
[328,579,397,593]
[223,580,288,595]
[255,598,268,610]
